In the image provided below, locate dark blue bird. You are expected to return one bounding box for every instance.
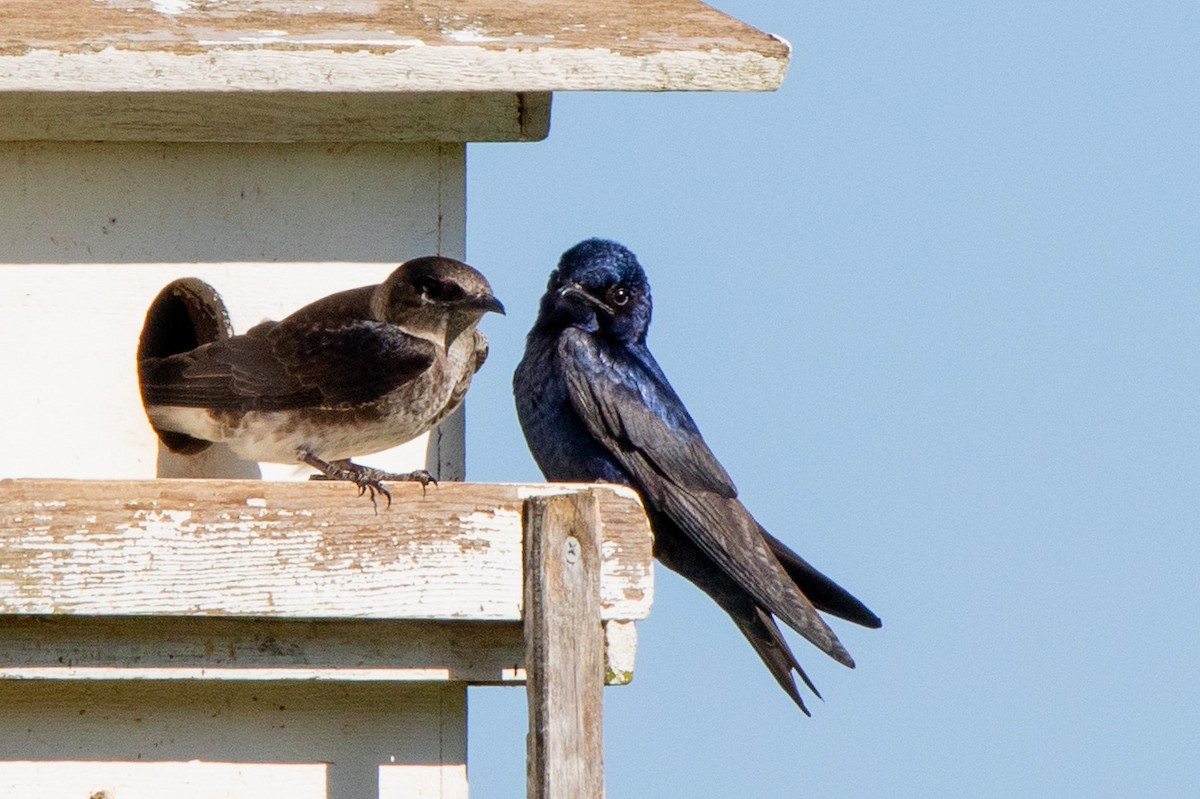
[513,238,880,713]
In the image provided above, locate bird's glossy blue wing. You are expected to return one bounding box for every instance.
[556,328,736,498]
[557,327,853,667]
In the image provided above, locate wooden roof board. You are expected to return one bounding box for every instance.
[0,0,790,93]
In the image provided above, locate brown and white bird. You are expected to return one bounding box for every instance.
[139,256,504,502]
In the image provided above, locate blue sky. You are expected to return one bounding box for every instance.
[461,3,1199,796]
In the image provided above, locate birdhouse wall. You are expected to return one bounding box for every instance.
[0,140,466,480]
[0,679,468,799]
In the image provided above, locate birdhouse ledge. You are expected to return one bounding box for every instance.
[0,479,653,796]
[0,479,652,684]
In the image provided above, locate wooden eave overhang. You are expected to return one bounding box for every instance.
[0,1,790,141]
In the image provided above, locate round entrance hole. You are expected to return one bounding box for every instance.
[136,278,233,455]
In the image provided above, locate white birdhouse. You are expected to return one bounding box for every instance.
[0,2,788,797]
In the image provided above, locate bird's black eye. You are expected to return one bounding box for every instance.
[414,276,441,298]
[415,276,462,302]
[609,285,631,307]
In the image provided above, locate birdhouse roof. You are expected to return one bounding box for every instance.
[0,0,790,93]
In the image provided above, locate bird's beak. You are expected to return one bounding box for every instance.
[558,283,614,316]
[469,295,506,315]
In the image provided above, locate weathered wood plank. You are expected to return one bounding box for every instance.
[0,1,789,94]
[524,491,605,799]
[0,480,653,623]
[0,762,327,799]
[0,91,551,143]
[0,616,527,684]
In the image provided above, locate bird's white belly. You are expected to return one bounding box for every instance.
[231,409,430,462]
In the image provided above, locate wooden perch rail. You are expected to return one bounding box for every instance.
[0,478,653,798]
[0,480,651,622]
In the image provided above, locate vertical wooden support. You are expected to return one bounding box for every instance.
[523,491,605,799]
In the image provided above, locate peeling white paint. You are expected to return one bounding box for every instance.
[604,620,638,684]
[149,0,193,15]
[444,27,498,44]
[513,482,643,506]
[455,508,519,535]
[0,45,787,93]
[0,483,651,621]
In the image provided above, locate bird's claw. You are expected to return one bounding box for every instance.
[357,478,393,512]
[299,450,436,510]
[342,466,436,495]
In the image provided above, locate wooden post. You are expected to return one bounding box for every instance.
[523,490,605,799]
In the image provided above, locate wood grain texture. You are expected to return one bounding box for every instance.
[0,91,551,143]
[0,1,789,94]
[0,616,528,684]
[523,491,605,799]
[0,480,653,624]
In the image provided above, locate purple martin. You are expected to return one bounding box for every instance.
[139,256,504,503]
[513,239,879,712]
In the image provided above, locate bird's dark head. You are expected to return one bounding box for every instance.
[536,238,652,343]
[375,256,504,346]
